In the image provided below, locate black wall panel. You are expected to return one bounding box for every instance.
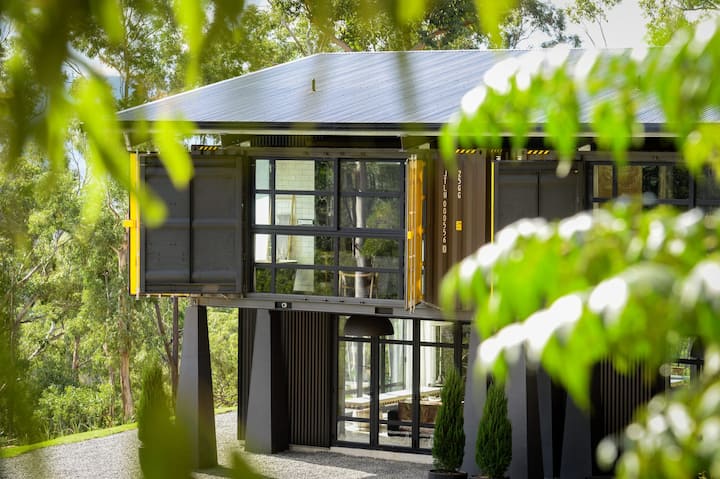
[280,311,333,447]
[237,308,256,440]
[140,154,245,293]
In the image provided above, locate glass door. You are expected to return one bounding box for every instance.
[336,316,469,451]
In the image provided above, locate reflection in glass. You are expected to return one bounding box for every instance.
[275,235,333,265]
[276,194,332,227]
[386,319,412,341]
[339,271,377,298]
[697,169,720,202]
[337,238,401,268]
[419,346,454,418]
[255,159,270,190]
[254,268,271,293]
[254,234,271,263]
[378,343,413,447]
[337,420,370,444]
[338,340,371,447]
[340,197,403,229]
[593,165,613,198]
[421,320,455,344]
[275,159,334,191]
[341,160,404,192]
[255,194,271,225]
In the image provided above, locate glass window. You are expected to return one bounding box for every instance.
[338,340,371,414]
[593,165,613,199]
[337,420,370,444]
[274,159,334,191]
[341,160,404,192]
[385,319,412,341]
[275,235,333,265]
[275,194,333,227]
[336,318,470,452]
[421,320,455,344]
[339,237,401,268]
[255,159,270,190]
[255,194,271,225]
[340,197,403,229]
[254,267,271,293]
[697,169,720,203]
[251,157,404,298]
[254,234,271,263]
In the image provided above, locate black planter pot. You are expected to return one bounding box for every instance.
[428,470,468,479]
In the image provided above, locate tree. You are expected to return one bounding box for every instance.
[70,0,185,109]
[440,18,720,478]
[476,383,511,479]
[565,0,621,47]
[640,0,719,45]
[273,0,578,52]
[431,367,465,473]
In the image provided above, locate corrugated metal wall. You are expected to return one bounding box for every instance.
[425,152,488,306]
[280,310,334,447]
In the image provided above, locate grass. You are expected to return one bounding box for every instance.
[1,406,237,459]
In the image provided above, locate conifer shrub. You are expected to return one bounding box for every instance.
[476,382,512,479]
[431,367,465,472]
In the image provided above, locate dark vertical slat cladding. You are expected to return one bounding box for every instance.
[237,308,256,440]
[598,360,656,440]
[280,310,333,447]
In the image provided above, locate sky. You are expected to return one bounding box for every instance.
[555,0,648,48]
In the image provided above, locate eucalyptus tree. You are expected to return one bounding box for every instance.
[640,0,720,45]
[272,0,578,52]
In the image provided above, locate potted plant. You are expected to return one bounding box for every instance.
[475,382,512,479]
[430,367,467,479]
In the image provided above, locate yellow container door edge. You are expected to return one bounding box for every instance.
[126,153,140,296]
[405,155,424,311]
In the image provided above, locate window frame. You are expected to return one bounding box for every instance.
[249,149,408,300]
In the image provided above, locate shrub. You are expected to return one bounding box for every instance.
[476,383,512,479]
[431,367,465,472]
[35,384,115,439]
[136,363,191,479]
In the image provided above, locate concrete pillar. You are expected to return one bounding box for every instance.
[176,305,217,469]
[245,309,289,453]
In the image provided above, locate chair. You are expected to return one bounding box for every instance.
[339,271,377,298]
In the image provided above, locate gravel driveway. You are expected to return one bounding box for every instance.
[1,412,431,478]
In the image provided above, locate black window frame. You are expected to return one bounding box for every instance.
[333,317,470,453]
[249,150,407,300]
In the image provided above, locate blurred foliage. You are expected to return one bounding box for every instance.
[441,20,720,174]
[438,13,720,478]
[640,0,719,46]
[136,363,192,479]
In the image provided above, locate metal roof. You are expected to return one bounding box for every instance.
[116,49,717,136]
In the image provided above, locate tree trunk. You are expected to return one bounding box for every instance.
[72,335,81,380]
[119,346,133,420]
[104,342,117,423]
[171,296,179,400]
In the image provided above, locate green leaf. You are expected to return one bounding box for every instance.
[152,120,195,189]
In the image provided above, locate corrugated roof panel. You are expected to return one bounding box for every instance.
[117,49,714,133]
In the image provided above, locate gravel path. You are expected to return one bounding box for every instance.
[1,412,431,478]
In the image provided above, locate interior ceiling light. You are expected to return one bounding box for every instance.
[344,315,394,337]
